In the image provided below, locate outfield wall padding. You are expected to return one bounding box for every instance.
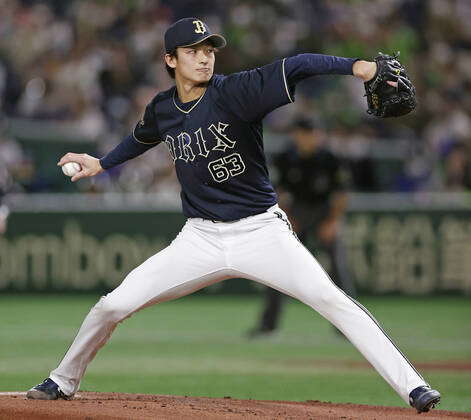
[2,193,470,294]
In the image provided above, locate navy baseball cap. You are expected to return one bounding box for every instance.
[164,18,227,53]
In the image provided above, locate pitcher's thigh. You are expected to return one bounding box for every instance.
[240,230,349,312]
[101,228,226,317]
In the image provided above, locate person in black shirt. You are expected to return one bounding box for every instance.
[0,194,9,235]
[249,117,356,337]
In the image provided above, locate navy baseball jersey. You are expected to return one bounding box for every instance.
[100,54,356,221]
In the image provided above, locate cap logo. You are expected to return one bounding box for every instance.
[192,20,206,34]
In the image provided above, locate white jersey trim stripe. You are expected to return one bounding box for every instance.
[173,87,208,114]
[282,58,294,103]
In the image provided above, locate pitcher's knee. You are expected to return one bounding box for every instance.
[92,295,133,323]
[301,284,348,310]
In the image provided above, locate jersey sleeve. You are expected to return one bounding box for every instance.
[217,59,294,122]
[132,102,162,145]
[284,54,357,87]
[99,134,157,170]
[99,102,161,170]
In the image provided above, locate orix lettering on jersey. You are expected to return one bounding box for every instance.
[164,122,244,183]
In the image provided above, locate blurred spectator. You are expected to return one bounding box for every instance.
[0,129,24,191]
[0,202,8,234]
[0,126,24,233]
[440,142,471,191]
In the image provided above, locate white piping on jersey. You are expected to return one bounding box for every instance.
[132,125,161,145]
[173,87,207,114]
[282,58,294,103]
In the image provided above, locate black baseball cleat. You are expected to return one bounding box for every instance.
[26,378,72,400]
[409,385,441,413]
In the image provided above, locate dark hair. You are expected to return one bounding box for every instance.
[290,117,315,132]
[290,116,326,132]
[165,50,177,79]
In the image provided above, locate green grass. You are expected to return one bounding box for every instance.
[0,294,470,412]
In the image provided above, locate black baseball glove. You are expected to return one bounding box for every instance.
[364,52,416,118]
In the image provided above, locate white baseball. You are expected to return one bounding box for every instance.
[62,162,82,177]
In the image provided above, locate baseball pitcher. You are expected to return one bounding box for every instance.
[27,18,439,413]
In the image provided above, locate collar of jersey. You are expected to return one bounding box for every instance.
[172,86,207,114]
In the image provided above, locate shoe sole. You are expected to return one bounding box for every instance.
[419,396,440,413]
[415,391,441,413]
[26,389,60,400]
[26,389,73,400]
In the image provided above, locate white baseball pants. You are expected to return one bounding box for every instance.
[50,205,427,402]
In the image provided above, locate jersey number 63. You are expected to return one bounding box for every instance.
[208,153,246,183]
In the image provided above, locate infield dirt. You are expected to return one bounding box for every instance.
[1,392,470,420]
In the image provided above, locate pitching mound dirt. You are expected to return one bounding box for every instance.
[0,392,469,419]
